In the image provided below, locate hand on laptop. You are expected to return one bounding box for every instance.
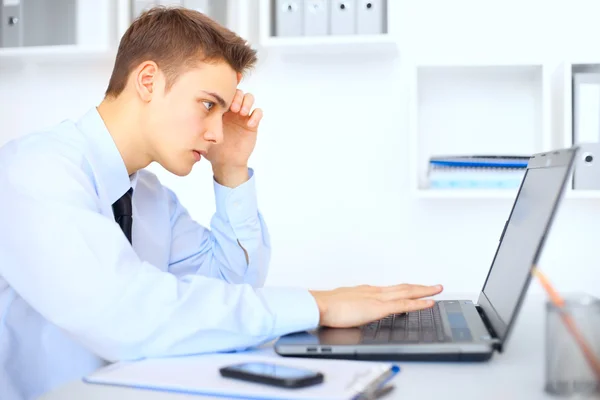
[309,283,443,328]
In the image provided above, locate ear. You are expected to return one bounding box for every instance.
[134,61,159,102]
[236,72,242,85]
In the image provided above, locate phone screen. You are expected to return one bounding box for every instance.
[227,362,318,380]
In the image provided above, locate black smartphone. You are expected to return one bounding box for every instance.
[219,362,324,389]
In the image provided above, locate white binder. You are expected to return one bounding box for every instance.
[1,0,22,47]
[330,0,356,35]
[572,72,600,190]
[356,0,385,34]
[303,0,329,36]
[275,0,303,37]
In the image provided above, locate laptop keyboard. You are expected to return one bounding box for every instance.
[360,302,447,344]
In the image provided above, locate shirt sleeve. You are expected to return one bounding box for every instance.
[167,168,270,287]
[0,155,319,362]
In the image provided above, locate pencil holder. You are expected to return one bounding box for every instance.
[545,294,600,397]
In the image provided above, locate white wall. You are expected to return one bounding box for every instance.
[1,1,599,298]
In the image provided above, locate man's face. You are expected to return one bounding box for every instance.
[145,61,238,176]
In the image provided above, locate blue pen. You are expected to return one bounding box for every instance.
[354,365,400,400]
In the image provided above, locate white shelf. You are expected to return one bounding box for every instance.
[413,188,600,200]
[258,0,396,54]
[0,45,114,66]
[259,33,397,54]
[414,189,518,199]
[0,0,116,67]
[1,0,247,67]
[408,55,550,69]
[566,189,600,199]
[408,62,556,195]
[261,33,395,47]
[410,59,600,201]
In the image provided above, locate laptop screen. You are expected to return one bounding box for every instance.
[479,148,576,344]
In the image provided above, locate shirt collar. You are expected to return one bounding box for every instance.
[76,107,134,204]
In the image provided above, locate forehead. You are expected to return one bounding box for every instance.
[173,61,238,101]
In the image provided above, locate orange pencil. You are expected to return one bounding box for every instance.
[532,266,600,382]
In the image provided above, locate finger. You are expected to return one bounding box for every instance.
[240,93,255,116]
[380,284,443,301]
[381,283,440,292]
[387,299,435,315]
[401,284,443,298]
[229,89,244,113]
[247,108,263,128]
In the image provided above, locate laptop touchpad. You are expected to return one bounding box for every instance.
[447,312,473,341]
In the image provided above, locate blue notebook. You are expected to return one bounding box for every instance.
[429,155,529,169]
[83,352,400,400]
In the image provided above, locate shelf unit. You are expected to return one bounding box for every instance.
[408,57,600,200]
[258,0,397,54]
[0,1,115,67]
[415,188,600,200]
[408,60,558,199]
[415,188,519,200]
[1,0,248,68]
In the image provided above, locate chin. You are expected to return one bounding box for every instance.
[173,166,193,177]
[164,162,194,177]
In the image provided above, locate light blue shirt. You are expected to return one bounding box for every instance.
[0,108,319,400]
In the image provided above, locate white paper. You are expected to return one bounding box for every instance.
[84,351,396,400]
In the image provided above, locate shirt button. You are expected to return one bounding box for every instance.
[233,201,241,208]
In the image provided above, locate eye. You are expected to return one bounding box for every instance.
[202,101,215,111]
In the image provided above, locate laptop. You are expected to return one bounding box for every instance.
[274,147,579,362]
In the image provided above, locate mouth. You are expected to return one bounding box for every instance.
[192,150,207,162]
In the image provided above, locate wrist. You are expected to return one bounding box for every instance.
[212,164,249,188]
[309,290,327,325]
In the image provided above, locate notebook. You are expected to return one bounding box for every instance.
[83,351,400,400]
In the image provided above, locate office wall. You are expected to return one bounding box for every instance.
[1,1,599,298]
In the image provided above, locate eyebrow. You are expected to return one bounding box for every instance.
[201,91,228,109]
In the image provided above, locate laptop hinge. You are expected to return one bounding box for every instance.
[475,305,502,350]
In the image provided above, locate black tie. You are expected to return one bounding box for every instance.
[112,188,133,244]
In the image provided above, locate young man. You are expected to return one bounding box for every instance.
[0,7,442,400]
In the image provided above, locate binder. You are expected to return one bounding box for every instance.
[572,143,600,190]
[303,0,329,36]
[275,0,303,37]
[83,352,400,400]
[572,72,600,189]
[356,0,385,35]
[1,0,22,48]
[428,166,526,189]
[427,155,528,189]
[21,0,76,47]
[330,0,356,35]
[429,155,530,169]
[1,0,76,47]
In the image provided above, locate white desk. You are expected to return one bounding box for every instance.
[38,293,564,400]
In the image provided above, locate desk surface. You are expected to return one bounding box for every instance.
[38,292,562,400]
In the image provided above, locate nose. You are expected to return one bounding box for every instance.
[203,115,224,144]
